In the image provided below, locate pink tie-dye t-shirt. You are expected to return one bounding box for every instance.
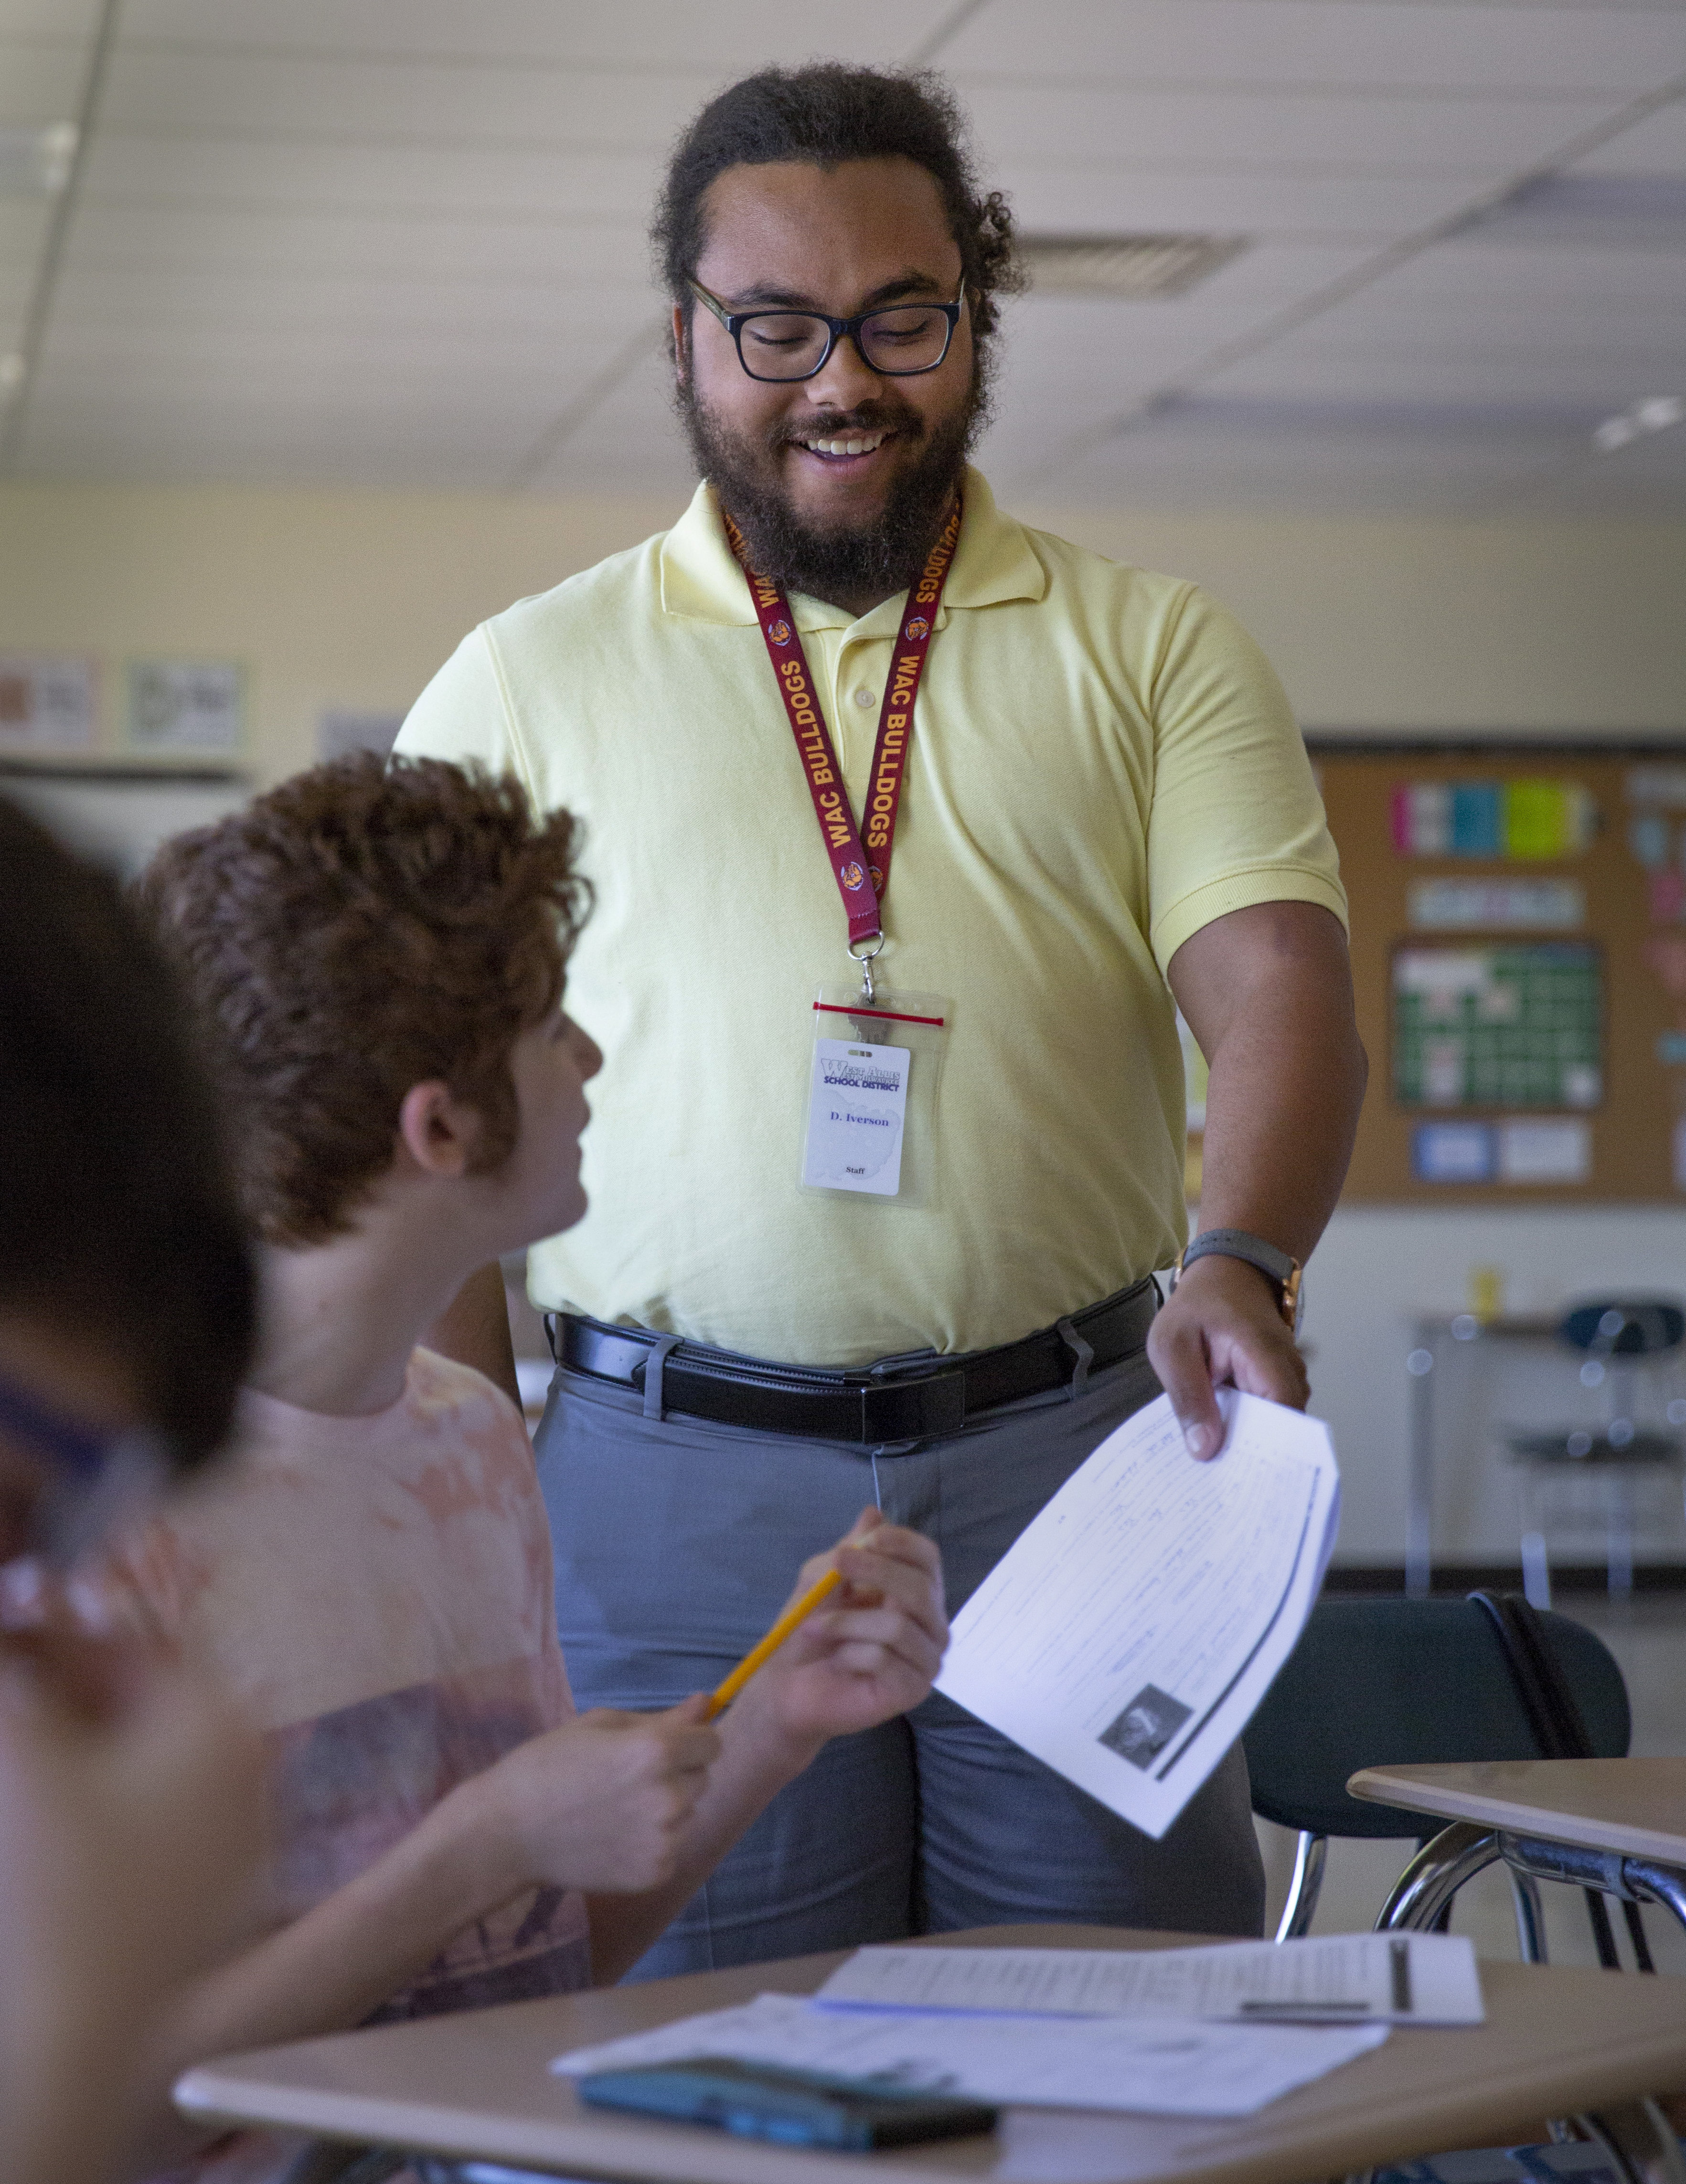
[118,1348,589,2184]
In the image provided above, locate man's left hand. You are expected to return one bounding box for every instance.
[1147,1253,1309,1460]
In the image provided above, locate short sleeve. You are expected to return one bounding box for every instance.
[393,625,537,808]
[1144,585,1347,973]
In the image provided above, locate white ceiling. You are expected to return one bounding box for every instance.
[1,0,1683,515]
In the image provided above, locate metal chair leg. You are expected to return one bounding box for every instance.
[1608,1475,1636,1603]
[1377,1821,1502,1932]
[1520,1520,1552,1609]
[1622,1896,1657,1973]
[1508,1864,1549,1962]
[1275,1831,1327,1941]
[1578,2098,1686,2184]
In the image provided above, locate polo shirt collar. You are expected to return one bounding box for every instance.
[658,463,1047,633]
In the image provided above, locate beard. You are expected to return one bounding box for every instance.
[676,352,991,606]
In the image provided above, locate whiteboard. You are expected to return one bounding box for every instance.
[0,763,250,882]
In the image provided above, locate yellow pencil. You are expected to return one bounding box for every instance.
[706,1564,844,1719]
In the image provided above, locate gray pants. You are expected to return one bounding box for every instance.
[534,1346,1265,1980]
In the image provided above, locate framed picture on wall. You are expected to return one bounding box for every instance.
[126,659,245,755]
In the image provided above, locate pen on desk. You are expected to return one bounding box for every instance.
[707,1566,843,1719]
[1238,1999,1373,2015]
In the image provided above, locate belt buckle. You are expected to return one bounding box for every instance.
[860,1367,965,1443]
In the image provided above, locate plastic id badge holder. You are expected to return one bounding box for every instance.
[800,984,948,1209]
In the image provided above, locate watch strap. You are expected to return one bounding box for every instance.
[1176,1228,1303,1331]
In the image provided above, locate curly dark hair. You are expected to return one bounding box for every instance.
[652,64,1022,343]
[137,754,591,1248]
[0,795,255,1469]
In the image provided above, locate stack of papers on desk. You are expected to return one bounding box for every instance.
[934,1388,1341,1838]
[816,1933,1485,2027]
[551,1991,1389,2119]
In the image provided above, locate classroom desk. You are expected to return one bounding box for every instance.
[1351,1760,1686,1939]
[176,1922,1686,2184]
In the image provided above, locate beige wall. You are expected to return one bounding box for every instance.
[1,480,1683,790]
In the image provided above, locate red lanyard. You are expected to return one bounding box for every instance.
[725,496,961,953]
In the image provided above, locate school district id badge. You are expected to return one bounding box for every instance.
[800,984,949,1208]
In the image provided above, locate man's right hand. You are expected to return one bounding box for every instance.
[476,1698,722,1896]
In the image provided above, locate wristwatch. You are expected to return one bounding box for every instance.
[1174,1228,1303,1333]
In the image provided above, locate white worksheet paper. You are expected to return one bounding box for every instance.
[934,1389,1340,1838]
[816,1933,1484,2027]
[550,1991,1388,2118]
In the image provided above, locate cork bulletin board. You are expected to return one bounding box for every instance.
[1303,741,1686,1204]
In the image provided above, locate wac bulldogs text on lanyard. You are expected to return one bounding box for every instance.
[724,495,961,954]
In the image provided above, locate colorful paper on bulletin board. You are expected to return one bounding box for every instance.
[1391,780,1596,860]
[1407,879,1584,931]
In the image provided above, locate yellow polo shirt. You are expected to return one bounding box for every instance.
[395,467,1345,1365]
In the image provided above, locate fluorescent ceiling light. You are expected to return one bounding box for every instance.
[0,123,77,196]
[1592,396,1684,454]
[1020,234,1249,300]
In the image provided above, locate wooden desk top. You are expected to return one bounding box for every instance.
[176,1923,1686,2184]
[1349,1758,1686,1863]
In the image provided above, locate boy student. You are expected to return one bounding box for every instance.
[0,797,266,2184]
[132,753,947,2182]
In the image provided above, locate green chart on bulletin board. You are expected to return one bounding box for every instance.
[1391,942,1603,1111]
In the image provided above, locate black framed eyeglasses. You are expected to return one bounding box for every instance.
[687,277,967,383]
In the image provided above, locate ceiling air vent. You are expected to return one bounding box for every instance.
[1019,233,1249,300]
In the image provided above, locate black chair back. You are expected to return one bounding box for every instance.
[1244,1596,1630,1840]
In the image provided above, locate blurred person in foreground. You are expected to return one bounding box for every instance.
[130,754,945,2184]
[0,798,266,2184]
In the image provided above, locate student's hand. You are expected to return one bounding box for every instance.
[478,1700,721,1896]
[0,1599,268,2184]
[744,1509,948,1745]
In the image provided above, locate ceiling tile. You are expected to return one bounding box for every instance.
[1206,332,1686,402]
[116,0,956,69]
[961,80,1623,174]
[943,1,1686,96]
[1572,102,1686,174]
[96,47,718,149]
[0,35,90,121]
[79,132,664,221]
[41,266,653,344]
[63,200,652,285]
[0,196,50,263]
[995,162,1473,237]
[0,2,100,34]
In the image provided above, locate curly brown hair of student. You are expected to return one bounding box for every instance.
[137,754,591,1247]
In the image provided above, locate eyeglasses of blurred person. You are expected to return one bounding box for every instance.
[0,795,266,2184]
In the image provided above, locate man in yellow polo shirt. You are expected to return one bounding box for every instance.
[397,63,1367,1973]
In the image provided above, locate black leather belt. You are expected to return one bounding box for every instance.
[544,1279,1158,1445]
